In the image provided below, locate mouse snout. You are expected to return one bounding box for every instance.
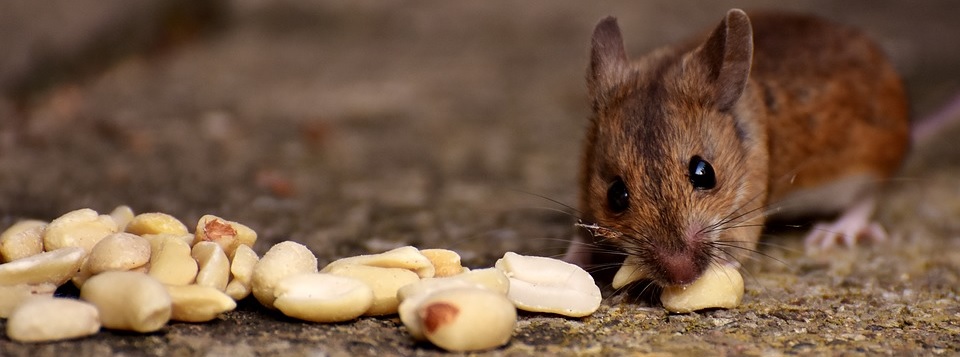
[658,250,702,286]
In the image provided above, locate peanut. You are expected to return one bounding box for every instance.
[0,220,46,262]
[192,242,230,291]
[251,241,318,309]
[80,271,172,333]
[494,252,601,317]
[273,273,374,323]
[108,205,135,231]
[660,263,744,313]
[325,264,420,316]
[413,288,516,352]
[0,283,57,318]
[321,246,434,278]
[225,244,258,301]
[420,249,465,277]
[147,235,198,286]
[86,233,150,274]
[43,208,118,253]
[126,212,188,236]
[193,215,257,257]
[165,284,237,322]
[398,268,509,340]
[0,247,85,286]
[6,297,100,342]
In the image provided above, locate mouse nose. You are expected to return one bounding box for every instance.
[659,252,701,286]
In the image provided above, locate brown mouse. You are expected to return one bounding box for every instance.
[566,9,910,287]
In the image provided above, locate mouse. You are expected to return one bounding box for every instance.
[564,9,911,287]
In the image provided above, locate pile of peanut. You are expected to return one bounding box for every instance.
[0,206,603,352]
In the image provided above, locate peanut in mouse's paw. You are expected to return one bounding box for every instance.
[803,198,887,253]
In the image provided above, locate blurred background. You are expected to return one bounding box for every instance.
[1,0,958,264]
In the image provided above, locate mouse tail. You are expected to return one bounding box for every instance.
[912,92,960,145]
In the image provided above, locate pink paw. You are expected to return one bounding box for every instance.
[804,198,886,252]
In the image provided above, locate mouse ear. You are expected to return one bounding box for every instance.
[695,9,753,112]
[588,16,628,104]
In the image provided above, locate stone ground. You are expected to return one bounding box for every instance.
[0,0,958,355]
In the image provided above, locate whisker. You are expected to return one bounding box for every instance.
[507,188,582,216]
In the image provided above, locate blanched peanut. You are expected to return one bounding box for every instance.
[126,212,188,236]
[0,247,85,286]
[86,233,150,274]
[273,273,374,323]
[325,264,420,316]
[6,297,100,342]
[165,285,237,322]
[398,268,509,340]
[109,205,135,232]
[495,252,601,317]
[225,244,259,300]
[44,208,118,253]
[321,246,435,278]
[192,242,230,291]
[0,283,57,318]
[420,249,465,277]
[0,220,46,262]
[612,256,648,289]
[660,263,744,313]
[147,235,198,286]
[80,271,171,333]
[398,268,508,303]
[193,215,257,257]
[413,288,516,352]
[251,241,318,309]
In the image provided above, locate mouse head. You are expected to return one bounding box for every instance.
[580,10,769,286]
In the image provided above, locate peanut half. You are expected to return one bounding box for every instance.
[6,297,101,342]
[251,241,318,309]
[86,233,150,274]
[0,283,57,318]
[80,271,172,333]
[612,255,648,289]
[398,268,509,340]
[660,263,744,313]
[225,244,259,301]
[0,246,85,286]
[494,252,601,317]
[321,246,435,278]
[325,264,420,316]
[192,242,230,291]
[43,208,118,253]
[165,284,237,322]
[193,215,257,257]
[272,273,374,323]
[147,235,198,286]
[419,249,465,277]
[0,220,46,262]
[414,288,516,352]
[108,205,135,232]
[126,212,189,236]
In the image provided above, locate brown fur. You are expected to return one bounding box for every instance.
[577,10,909,286]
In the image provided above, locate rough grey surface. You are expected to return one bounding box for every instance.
[0,1,958,355]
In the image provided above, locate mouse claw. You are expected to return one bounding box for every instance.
[804,198,886,253]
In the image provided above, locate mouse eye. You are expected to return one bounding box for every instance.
[688,156,716,190]
[606,177,630,213]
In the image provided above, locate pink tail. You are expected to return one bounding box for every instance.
[912,92,960,144]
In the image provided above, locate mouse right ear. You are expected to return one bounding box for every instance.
[588,16,628,105]
[694,9,754,112]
